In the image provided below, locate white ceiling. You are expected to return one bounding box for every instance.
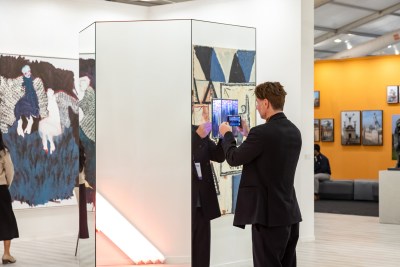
[314,0,400,59]
[107,0,400,59]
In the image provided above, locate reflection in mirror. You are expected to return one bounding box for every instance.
[78,22,96,267]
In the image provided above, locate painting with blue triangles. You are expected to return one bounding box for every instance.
[192,45,256,215]
[192,45,256,126]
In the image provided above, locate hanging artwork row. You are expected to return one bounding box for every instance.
[314,110,383,146]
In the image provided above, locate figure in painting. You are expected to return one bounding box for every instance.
[14,65,40,137]
[38,89,62,154]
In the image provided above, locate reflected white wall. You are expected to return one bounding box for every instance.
[95,20,191,264]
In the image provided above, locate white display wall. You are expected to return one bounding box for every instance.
[93,20,192,264]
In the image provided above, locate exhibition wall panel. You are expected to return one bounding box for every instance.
[95,20,192,264]
[315,55,400,179]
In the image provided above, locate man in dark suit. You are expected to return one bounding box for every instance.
[219,82,302,267]
[192,121,225,267]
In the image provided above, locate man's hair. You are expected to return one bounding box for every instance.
[255,82,287,110]
[314,144,320,152]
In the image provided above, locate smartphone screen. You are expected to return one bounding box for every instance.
[227,115,241,127]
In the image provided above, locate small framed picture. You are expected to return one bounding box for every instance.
[321,118,334,142]
[387,85,399,104]
[314,119,320,142]
[341,111,361,145]
[362,110,383,146]
[314,91,320,107]
[392,115,400,160]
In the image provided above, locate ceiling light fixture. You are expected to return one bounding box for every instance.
[344,40,352,50]
[334,39,342,43]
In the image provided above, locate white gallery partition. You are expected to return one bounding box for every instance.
[94,20,192,264]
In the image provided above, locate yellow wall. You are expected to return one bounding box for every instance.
[314,55,400,180]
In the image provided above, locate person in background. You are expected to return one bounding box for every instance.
[0,130,18,264]
[314,144,331,200]
[192,121,225,267]
[77,141,89,239]
[219,81,302,267]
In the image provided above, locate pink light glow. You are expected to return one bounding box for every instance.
[96,192,165,264]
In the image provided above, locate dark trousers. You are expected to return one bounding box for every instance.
[252,222,299,267]
[78,184,89,239]
[192,207,211,267]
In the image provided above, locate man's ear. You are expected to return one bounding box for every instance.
[265,99,270,109]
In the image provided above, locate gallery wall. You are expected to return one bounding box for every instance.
[0,0,147,240]
[0,0,315,264]
[0,0,147,58]
[315,55,400,180]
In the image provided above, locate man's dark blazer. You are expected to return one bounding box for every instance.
[222,112,302,228]
[192,125,225,221]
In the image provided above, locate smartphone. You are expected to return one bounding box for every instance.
[227,115,242,127]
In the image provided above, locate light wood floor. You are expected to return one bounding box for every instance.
[297,212,400,267]
[3,211,95,267]
[6,212,400,266]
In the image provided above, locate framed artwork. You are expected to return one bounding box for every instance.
[321,118,334,142]
[0,53,79,208]
[362,110,383,146]
[314,91,320,107]
[341,111,361,145]
[314,119,320,142]
[387,85,399,104]
[392,115,400,160]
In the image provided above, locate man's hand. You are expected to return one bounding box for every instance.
[238,119,250,137]
[219,122,232,137]
[196,122,212,138]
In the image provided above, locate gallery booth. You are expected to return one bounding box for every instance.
[0,0,314,266]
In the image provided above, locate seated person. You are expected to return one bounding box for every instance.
[314,144,331,199]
